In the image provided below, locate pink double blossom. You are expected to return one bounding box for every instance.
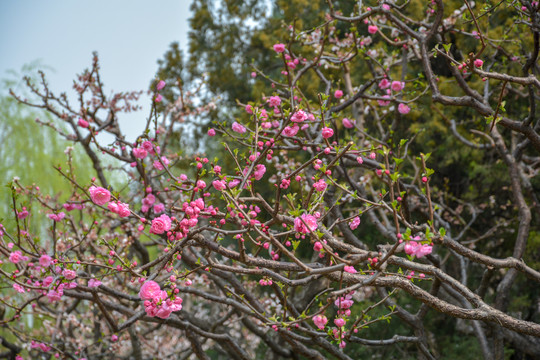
[89,186,111,205]
[349,216,361,230]
[253,164,266,180]
[294,214,318,234]
[267,96,281,107]
[291,110,308,122]
[153,156,170,171]
[283,125,299,137]
[133,147,148,159]
[108,201,131,217]
[378,78,390,89]
[232,122,247,134]
[212,180,227,191]
[313,315,328,330]
[322,127,334,139]
[139,280,162,301]
[150,214,172,234]
[398,103,410,114]
[9,251,28,264]
[39,254,52,267]
[342,118,354,129]
[391,81,405,92]
[273,43,286,53]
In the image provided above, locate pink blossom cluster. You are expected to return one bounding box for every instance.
[139,280,182,319]
[404,239,433,258]
[108,201,130,217]
[63,202,84,211]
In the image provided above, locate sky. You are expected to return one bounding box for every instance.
[0,0,192,140]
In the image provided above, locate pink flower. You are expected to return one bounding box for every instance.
[88,278,102,288]
[13,283,25,293]
[349,216,361,230]
[63,269,77,280]
[334,318,346,327]
[47,289,63,302]
[78,118,89,128]
[253,164,266,180]
[313,315,328,330]
[283,125,299,137]
[398,103,410,114]
[228,179,241,188]
[334,295,354,309]
[321,127,334,139]
[17,209,29,219]
[196,180,207,189]
[368,25,378,34]
[153,156,170,171]
[39,254,52,267]
[291,110,308,122]
[378,78,390,89]
[38,343,51,352]
[111,334,119,342]
[273,43,286,53]
[155,94,163,103]
[342,118,354,129]
[9,251,23,264]
[208,128,216,136]
[212,180,227,191]
[404,240,433,258]
[391,81,404,92]
[88,186,111,206]
[313,179,327,192]
[245,104,253,114]
[232,122,247,134]
[156,80,166,90]
[474,59,484,68]
[150,214,172,234]
[334,90,343,98]
[344,266,357,274]
[378,95,391,106]
[116,202,131,217]
[47,212,65,222]
[294,214,318,234]
[43,276,54,287]
[142,140,155,153]
[153,203,165,214]
[267,96,281,107]
[139,280,162,301]
[132,147,147,159]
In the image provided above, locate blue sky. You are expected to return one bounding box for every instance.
[0,0,191,140]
